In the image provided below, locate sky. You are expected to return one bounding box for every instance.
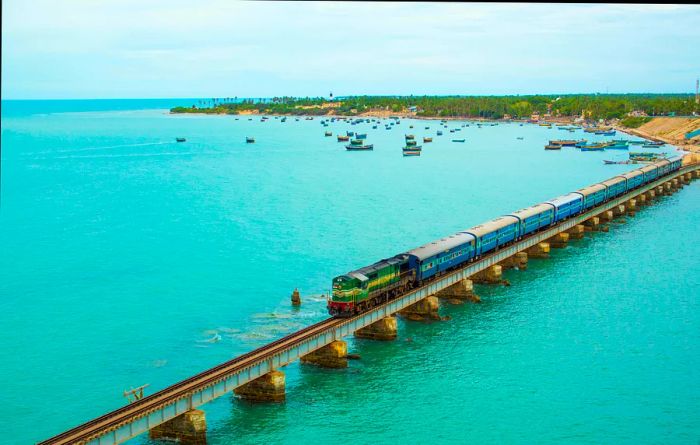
[2,1,699,99]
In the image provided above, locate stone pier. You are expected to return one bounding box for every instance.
[584,216,600,232]
[547,232,569,248]
[399,296,440,321]
[149,409,206,445]
[291,288,301,306]
[655,185,663,196]
[612,204,626,217]
[301,340,347,368]
[599,210,614,223]
[526,242,550,258]
[499,252,528,270]
[434,278,480,303]
[636,193,646,206]
[626,199,636,217]
[234,370,285,402]
[471,264,503,284]
[566,224,585,239]
[355,316,398,340]
[664,182,672,194]
[694,170,700,179]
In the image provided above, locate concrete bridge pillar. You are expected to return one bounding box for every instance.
[584,216,600,231]
[499,252,528,270]
[399,296,440,321]
[471,265,503,284]
[599,210,614,222]
[655,185,663,196]
[694,170,700,179]
[664,182,672,194]
[301,340,347,368]
[291,288,301,306]
[526,242,550,258]
[566,225,585,239]
[636,194,646,206]
[547,232,569,248]
[234,370,285,402]
[626,199,637,216]
[434,278,480,303]
[612,204,626,218]
[149,409,206,445]
[355,316,398,340]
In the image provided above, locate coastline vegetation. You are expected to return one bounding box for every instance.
[619,116,653,128]
[171,94,699,121]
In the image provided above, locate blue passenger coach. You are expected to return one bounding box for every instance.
[407,232,476,281]
[620,170,644,191]
[546,193,584,222]
[576,184,607,209]
[462,216,520,256]
[508,204,555,237]
[639,164,659,183]
[601,176,626,200]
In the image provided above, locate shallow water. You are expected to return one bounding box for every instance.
[1,101,697,444]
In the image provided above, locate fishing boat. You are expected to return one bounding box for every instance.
[406,140,418,147]
[606,142,629,150]
[425,127,430,130]
[595,130,616,136]
[452,139,466,143]
[325,131,332,137]
[580,143,607,151]
[346,131,354,137]
[544,144,562,150]
[281,117,287,122]
[437,131,443,136]
[246,137,255,143]
[644,141,665,146]
[628,140,645,145]
[355,133,367,139]
[403,145,422,151]
[176,137,186,142]
[423,137,433,143]
[337,135,350,142]
[403,149,421,156]
[346,143,374,151]
[409,125,414,129]
[372,125,377,129]
[350,139,364,145]
[516,137,524,140]
[405,134,415,140]
[549,139,579,147]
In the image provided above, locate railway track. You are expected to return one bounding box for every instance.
[39,317,343,444]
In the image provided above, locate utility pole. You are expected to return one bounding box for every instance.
[695,78,699,104]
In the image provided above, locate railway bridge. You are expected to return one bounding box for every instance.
[39,163,700,445]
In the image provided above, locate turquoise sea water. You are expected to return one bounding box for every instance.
[1,100,698,444]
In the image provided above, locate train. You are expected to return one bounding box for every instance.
[328,155,684,317]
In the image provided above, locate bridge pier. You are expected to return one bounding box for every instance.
[663,182,672,194]
[291,288,301,306]
[626,199,636,217]
[434,278,480,303]
[694,170,700,179]
[399,296,440,321]
[526,242,550,258]
[612,204,626,218]
[499,252,528,270]
[566,224,585,239]
[234,370,285,402]
[355,316,398,340]
[149,409,207,445]
[547,232,569,248]
[471,264,503,284]
[636,193,646,206]
[599,210,614,223]
[301,340,347,368]
[584,216,600,231]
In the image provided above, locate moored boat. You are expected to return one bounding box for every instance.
[544,144,562,150]
[325,131,332,137]
[337,135,350,142]
[405,134,415,140]
[346,143,374,151]
[423,137,433,143]
[176,137,186,142]
[406,140,418,146]
[355,133,367,139]
[403,149,421,156]
[246,137,255,143]
[403,145,422,151]
[452,139,466,142]
[436,131,443,136]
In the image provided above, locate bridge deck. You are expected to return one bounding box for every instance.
[40,164,698,445]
